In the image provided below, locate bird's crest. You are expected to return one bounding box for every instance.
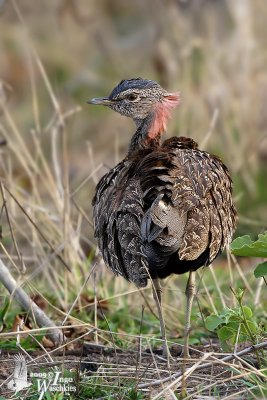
[110,78,159,99]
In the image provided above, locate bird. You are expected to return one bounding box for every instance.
[88,78,237,359]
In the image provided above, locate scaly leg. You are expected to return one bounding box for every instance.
[183,270,196,358]
[152,278,170,361]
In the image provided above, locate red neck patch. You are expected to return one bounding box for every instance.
[148,93,180,140]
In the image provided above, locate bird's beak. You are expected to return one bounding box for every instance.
[87,97,113,106]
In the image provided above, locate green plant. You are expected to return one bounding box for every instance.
[205,231,267,365]
[231,232,267,284]
[78,375,144,400]
[205,299,259,351]
[230,232,267,258]
[238,369,267,399]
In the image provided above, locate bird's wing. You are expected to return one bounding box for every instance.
[174,148,236,263]
[138,151,187,269]
[13,354,27,381]
[138,142,236,266]
[92,161,149,287]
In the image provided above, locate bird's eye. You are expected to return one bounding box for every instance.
[127,93,138,101]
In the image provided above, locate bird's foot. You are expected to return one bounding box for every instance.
[162,342,174,367]
[181,351,191,359]
[180,345,191,360]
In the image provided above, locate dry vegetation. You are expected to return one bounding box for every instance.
[0,1,266,399]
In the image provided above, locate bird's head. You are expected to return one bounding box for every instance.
[88,78,180,137]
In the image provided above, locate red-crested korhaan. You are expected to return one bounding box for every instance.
[88,78,237,358]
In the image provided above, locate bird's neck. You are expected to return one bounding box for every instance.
[128,113,160,153]
[128,93,180,154]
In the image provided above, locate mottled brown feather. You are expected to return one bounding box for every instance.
[92,136,236,287]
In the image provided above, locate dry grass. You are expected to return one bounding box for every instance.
[0,1,266,399]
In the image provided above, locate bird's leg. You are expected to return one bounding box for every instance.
[152,278,170,360]
[183,270,196,359]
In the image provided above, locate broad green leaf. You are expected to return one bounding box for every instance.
[241,306,253,319]
[236,332,250,343]
[231,235,253,249]
[205,315,223,331]
[221,341,231,352]
[246,320,258,333]
[239,322,250,336]
[226,321,240,331]
[220,307,236,323]
[230,232,267,257]
[228,314,241,322]
[254,261,267,278]
[188,337,200,345]
[220,307,234,316]
[218,326,235,341]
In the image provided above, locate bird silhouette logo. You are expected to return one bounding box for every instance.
[7,354,32,393]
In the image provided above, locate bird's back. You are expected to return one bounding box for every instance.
[92,136,236,287]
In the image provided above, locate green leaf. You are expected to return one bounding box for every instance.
[221,308,237,324]
[205,315,223,331]
[230,232,267,257]
[246,320,258,333]
[218,326,235,341]
[231,235,254,249]
[241,306,253,319]
[234,287,245,301]
[254,261,267,278]
[227,321,241,333]
[220,340,231,352]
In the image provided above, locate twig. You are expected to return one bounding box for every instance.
[153,353,211,400]
[138,340,267,389]
[0,258,64,345]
